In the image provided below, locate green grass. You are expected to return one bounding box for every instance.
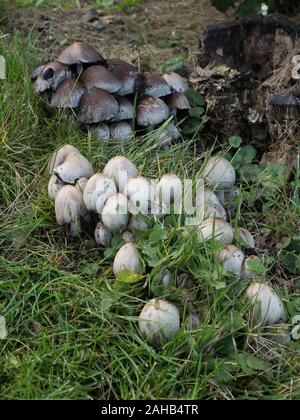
[0,31,300,400]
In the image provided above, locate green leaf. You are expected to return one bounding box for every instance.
[82,262,100,275]
[149,224,168,244]
[181,116,208,135]
[229,136,243,148]
[232,145,257,169]
[185,89,206,107]
[188,107,205,119]
[211,0,235,12]
[159,51,188,73]
[115,269,144,286]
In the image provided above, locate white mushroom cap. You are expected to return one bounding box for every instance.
[143,72,171,97]
[198,217,233,245]
[54,151,94,184]
[83,173,117,214]
[124,176,156,215]
[55,185,87,237]
[103,156,138,194]
[48,174,65,201]
[156,173,182,211]
[196,189,227,221]
[203,156,236,191]
[33,61,73,93]
[216,245,245,276]
[94,222,112,247]
[138,299,180,348]
[75,177,88,193]
[48,144,81,175]
[109,122,133,143]
[113,242,143,276]
[101,193,129,233]
[162,72,189,92]
[246,282,286,325]
[237,227,255,249]
[137,96,169,127]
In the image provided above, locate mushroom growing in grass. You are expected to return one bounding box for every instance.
[103,156,138,194]
[102,193,129,233]
[75,177,88,193]
[112,96,135,122]
[216,245,245,277]
[80,65,122,93]
[203,156,236,204]
[246,282,286,326]
[166,92,190,115]
[77,88,119,124]
[143,72,171,97]
[94,222,112,248]
[33,61,73,94]
[107,58,140,96]
[196,189,227,221]
[138,299,180,348]
[162,72,189,93]
[92,123,110,141]
[262,321,291,347]
[55,185,88,237]
[137,96,169,127]
[156,173,182,212]
[129,215,151,231]
[48,144,81,175]
[57,41,105,65]
[237,227,255,249]
[83,173,117,214]
[113,242,143,276]
[110,122,133,143]
[124,176,156,215]
[198,217,233,245]
[54,151,94,184]
[50,79,85,108]
[48,174,65,201]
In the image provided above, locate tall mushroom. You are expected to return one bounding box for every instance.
[83,173,117,214]
[103,156,138,193]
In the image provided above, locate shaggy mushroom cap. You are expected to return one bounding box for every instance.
[55,185,87,237]
[103,156,138,193]
[51,79,85,108]
[112,97,135,122]
[113,242,143,276]
[83,173,117,214]
[203,156,236,191]
[94,222,112,248]
[162,72,189,93]
[246,282,287,326]
[198,217,233,245]
[54,151,94,184]
[237,227,255,249]
[143,72,171,97]
[216,245,245,276]
[110,122,133,143]
[48,174,65,201]
[77,88,119,123]
[80,65,122,93]
[107,58,140,96]
[155,173,182,211]
[137,96,169,127]
[196,189,227,221]
[124,176,156,215]
[101,193,129,233]
[96,123,110,141]
[57,42,105,65]
[33,61,73,94]
[138,299,180,348]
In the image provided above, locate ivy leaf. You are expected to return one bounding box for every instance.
[185,89,206,107]
[232,145,257,169]
[229,136,243,148]
[188,107,205,119]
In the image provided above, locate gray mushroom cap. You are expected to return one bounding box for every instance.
[137,96,169,126]
[51,79,85,108]
[112,97,135,122]
[33,61,73,93]
[107,58,140,96]
[80,65,122,93]
[166,92,190,111]
[57,42,105,65]
[77,88,119,123]
[110,122,133,143]
[143,72,171,97]
[162,72,189,93]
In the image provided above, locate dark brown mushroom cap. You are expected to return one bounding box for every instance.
[77,88,119,123]
[143,72,171,97]
[80,65,122,93]
[33,61,73,93]
[107,58,141,96]
[137,96,169,127]
[51,79,85,108]
[57,42,105,65]
[112,97,135,121]
[166,92,190,110]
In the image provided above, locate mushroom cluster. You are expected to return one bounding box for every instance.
[47,146,290,348]
[31,42,190,146]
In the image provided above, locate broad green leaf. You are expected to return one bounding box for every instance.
[229,135,243,148]
[185,89,206,107]
[188,107,205,119]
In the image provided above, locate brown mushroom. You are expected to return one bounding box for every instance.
[51,79,85,108]
[33,61,73,94]
[143,72,171,97]
[166,92,190,111]
[137,96,169,127]
[112,96,135,121]
[80,65,122,93]
[77,88,119,123]
[107,58,142,96]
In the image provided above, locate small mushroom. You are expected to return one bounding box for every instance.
[33,61,73,94]
[112,97,135,122]
[157,269,173,287]
[83,173,117,214]
[166,92,190,112]
[48,174,65,201]
[177,273,195,289]
[162,72,189,93]
[203,157,236,203]
[80,65,122,93]
[51,79,85,108]
[94,222,112,247]
[137,96,169,127]
[57,41,105,65]
[30,60,50,81]
[109,122,133,143]
[246,282,286,326]
[138,299,180,348]
[237,227,255,249]
[48,144,81,174]
[102,193,129,233]
[124,176,156,215]
[216,245,245,276]
[107,58,140,96]
[198,217,233,245]
[143,72,171,97]
[113,242,143,276]
[156,173,182,212]
[89,123,110,141]
[55,185,88,237]
[54,151,94,184]
[103,156,138,193]
[77,88,119,124]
